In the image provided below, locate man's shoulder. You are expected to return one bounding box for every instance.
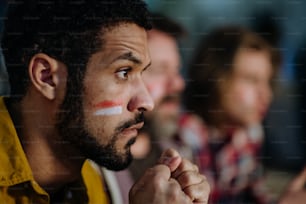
[81,160,110,204]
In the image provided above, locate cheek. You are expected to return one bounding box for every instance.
[92,100,124,116]
[82,98,125,142]
[239,89,257,107]
[83,76,126,117]
[233,86,257,108]
[147,83,166,103]
[223,85,257,119]
[83,109,117,146]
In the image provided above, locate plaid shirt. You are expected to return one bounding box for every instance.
[178,113,272,204]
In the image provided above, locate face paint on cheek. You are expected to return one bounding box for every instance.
[93,100,123,116]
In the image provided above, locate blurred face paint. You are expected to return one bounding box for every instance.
[93,100,123,116]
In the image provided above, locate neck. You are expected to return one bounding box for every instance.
[6,95,85,193]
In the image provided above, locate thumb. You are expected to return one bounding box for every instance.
[158,148,182,172]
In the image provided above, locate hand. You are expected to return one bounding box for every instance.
[129,149,210,204]
[279,167,306,204]
[159,149,210,204]
[129,164,192,204]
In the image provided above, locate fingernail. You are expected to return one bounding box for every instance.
[161,156,179,166]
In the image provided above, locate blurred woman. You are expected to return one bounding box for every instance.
[180,26,280,203]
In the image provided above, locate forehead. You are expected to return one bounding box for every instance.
[233,49,272,77]
[147,30,180,70]
[99,23,150,63]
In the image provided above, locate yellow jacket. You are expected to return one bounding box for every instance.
[0,97,110,204]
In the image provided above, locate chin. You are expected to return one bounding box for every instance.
[95,150,133,171]
[80,137,134,171]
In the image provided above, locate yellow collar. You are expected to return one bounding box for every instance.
[0,97,34,186]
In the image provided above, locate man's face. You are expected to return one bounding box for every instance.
[57,23,153,171]
[142,30,185,138]
[220,50,273,127]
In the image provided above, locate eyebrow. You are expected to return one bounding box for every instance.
[113,52,142,65]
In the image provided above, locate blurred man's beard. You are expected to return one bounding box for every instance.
[55,79,144,171]
[149,94,181,141]
[151,111,178,140]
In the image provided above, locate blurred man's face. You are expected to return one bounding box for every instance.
[57,23,154,171]
[220,50,273,127]
[142,30,185,138]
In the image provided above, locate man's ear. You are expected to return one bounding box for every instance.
[28,53,67,100]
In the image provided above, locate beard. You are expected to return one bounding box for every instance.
[148,94,181,140]
[55,72,144,171]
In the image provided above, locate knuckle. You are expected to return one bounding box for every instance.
[152,178,164,189]
[183,186,194,197]
[181,158,191,168]
[182,177,211,203]
[168,178,181,188]
[178,172,192,186]
[194,164,199,172]
[201,176,211,192]
[151,175,165,189]
[184,185,209,203]
[166,180,191,203]
[173,159,191,177]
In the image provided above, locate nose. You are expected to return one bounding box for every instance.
[127,79,154,113]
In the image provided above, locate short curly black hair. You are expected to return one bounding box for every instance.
[1,0,151,98]
[149,12,186,39]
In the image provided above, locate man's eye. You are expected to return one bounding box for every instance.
[115,68,131,80]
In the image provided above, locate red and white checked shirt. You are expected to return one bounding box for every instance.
[178,113,273,204]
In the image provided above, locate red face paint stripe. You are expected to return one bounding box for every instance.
[94,100,122,108]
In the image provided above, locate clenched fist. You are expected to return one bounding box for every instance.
[129,149,210,204]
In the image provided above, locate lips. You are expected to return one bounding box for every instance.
[121,122,144,136]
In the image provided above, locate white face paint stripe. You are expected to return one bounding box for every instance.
[93,106,123,116]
